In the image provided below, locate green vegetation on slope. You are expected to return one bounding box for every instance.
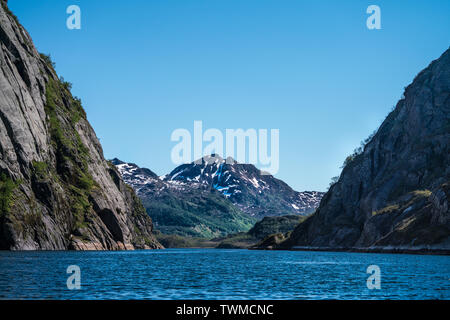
[44,75,94,231]
[151,211,308,249]
[248,215,306,239]
[0,173,18,216]
[371,189,432,216]
[215,232,256,249]
[154,231,219,248]
[146,191,256,238]
[217,214,308,249]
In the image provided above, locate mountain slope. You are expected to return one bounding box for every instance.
[217,215,306,249]
[0,3,161,250]
[165,155,323,217]
[113,156,323,238]
[115,155,323,220]
[282,48,450,252]
[112,158,256,238]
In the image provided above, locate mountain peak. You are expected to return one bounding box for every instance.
[110,158,125,165]
[115,158,324,218]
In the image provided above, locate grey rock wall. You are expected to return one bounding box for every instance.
[0,2,162,250]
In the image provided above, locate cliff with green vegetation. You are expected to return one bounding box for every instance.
[0,3,161,250]
[280,48,450,253]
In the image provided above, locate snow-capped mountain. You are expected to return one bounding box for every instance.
[110,157,256,238]
[112,158,208,197]
[112,155,324,218]
[113,159,159,187]
[165,155,323,217]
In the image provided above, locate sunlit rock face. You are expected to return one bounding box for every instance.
[0,3,162,250]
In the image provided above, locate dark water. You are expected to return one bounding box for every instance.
[0,249,449,300]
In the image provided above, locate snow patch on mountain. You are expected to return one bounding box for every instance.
[112,156,324,217]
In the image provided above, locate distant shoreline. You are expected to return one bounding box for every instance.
[250,246,450,256]
[1,247,449,256]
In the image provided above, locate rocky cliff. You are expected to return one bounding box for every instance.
[282,48,450,252]
[0,3,162,250]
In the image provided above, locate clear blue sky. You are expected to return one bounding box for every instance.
[9,0,450,192]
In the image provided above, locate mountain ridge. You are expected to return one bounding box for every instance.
[113,155,324,219]
[111,156,323,239]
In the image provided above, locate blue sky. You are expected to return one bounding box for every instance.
[9,0,450,191]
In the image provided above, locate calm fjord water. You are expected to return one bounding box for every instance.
[0,249,449,300]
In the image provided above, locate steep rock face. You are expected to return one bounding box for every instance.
[283,48,450,251]
[0,3,162,250]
